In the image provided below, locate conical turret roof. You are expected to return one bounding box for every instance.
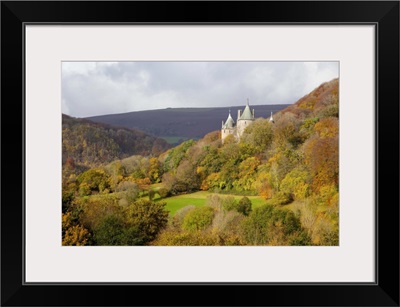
[239,99,254,120]
[222,110,235,129]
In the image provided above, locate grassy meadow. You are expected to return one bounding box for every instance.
[157,191,266,216]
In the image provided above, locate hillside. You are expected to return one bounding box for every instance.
[62,78,340,246]
[86,104,290,143]
[62,114,170,167]
[160,78,339,196]
[282,78,339,118]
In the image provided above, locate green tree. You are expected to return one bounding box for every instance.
[163,139,195,172]
[220,196,252,216]
[240,204,309,245]
[182,206,215,231]
[93,214,143,246]
[199,145,223,174]
[240,118,273,153]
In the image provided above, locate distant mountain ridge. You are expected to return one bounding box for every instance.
[86,104,290,142]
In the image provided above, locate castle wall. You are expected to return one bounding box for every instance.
[221,128,235,142]
[236,119,253,138]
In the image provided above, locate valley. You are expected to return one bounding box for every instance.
[62,78,339,247]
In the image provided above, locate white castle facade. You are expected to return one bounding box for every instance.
[221,99,274,142]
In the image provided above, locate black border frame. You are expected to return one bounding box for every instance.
[1,1,399,306]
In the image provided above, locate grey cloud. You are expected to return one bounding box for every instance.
[62,61,339,117]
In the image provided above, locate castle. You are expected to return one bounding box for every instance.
[221,99,274,142]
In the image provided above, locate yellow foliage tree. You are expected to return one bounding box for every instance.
[148,157,162,183]
[314,117,339,138]
[63,225,91,246]
[62,212,91,246]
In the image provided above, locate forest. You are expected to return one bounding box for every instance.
[62,114,171,166]
[62,78,339,246]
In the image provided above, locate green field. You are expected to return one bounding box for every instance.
[158,191,266,216]
[84,188,268,217]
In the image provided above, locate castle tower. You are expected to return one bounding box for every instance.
[236,98,255,138]
[221,110,236,142]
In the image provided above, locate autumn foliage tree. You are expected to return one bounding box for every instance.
[62,212,91,246]
[125,200,169,243]
[76,169,111,196]
[148,157,163,183]
[304,135,339,192]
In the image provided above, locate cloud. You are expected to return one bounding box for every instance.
[62,61,339,117]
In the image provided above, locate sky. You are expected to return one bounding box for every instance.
[62,61,339,118]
